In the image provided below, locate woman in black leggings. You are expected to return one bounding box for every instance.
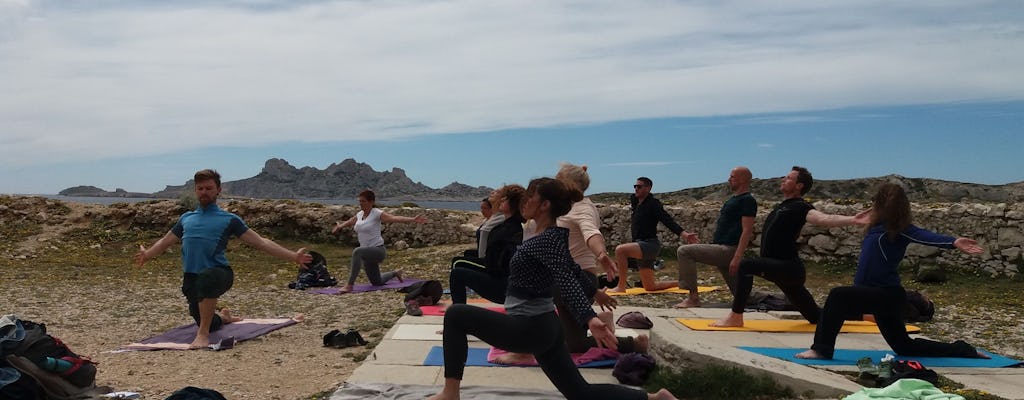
[796,183,988,360]
[428,177,677,400]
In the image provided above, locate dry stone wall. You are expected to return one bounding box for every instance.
[4,196,1020,278]
[596,200,1023,278]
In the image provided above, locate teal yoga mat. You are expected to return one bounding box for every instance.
[738,346,1022,368]
[422,346,617,368]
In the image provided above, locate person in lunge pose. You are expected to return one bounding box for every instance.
[711,166,870,327]
[331,189,427,293]
[795,183,989,360]
[447,184,526,305]
[674,166,759,308]
[427,178,678,400]
[608,177,697,293]
[134,169,312,348]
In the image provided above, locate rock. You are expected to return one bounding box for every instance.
[807,234,837,251]
[394,240,409,251]
[997,228,1024,248]
[915,265,947,283]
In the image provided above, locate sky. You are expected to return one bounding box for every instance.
[2,0,1023,196]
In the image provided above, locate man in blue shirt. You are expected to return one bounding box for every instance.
[134,169,312,349]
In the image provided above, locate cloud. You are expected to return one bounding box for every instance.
[2,0,1023,166]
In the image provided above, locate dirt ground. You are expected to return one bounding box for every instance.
[2,198,1020,399]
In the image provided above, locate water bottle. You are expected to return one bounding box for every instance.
[40,357,74,372]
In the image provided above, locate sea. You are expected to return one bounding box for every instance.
[37,195,482,212]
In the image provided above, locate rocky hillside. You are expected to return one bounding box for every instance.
[592,175,1024,204]
[67,158,494,201]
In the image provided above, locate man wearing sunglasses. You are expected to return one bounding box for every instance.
[608,177,697,293]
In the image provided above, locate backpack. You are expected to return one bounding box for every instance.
[288,251,337,290]
[397,280,443,305]
[879,360,939,387]
[1,317,109,400]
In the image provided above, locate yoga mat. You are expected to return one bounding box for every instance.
[487,347,619,366]
[606,286,719,296]
[676,318,920,334]
[422,346,617,368]
[737,347,1023,368]
[308,278,423,294]
[390,324,642,341]
[119,318,298,351]
[419,304,506,316]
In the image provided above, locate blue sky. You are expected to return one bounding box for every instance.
[2,1,1022,195]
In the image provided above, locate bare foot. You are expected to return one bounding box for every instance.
[218,308,243,324]
[649,388,678,400]
[794,349,826,359]
[673,297,701,308]
[606,286,626,294]
[426,392,458,400]
[292,313,306,322]
[336,285,353,294]
[189,335,210,349]
[598,311,615,335]
[709,312,744,327]
[634,334,650,354]
[491,352,535,365]
[394,269,404,283]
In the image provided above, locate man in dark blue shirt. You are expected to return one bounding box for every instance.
[134,169,312,348]
[608,177,696,293]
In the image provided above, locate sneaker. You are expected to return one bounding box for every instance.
[405,299,423,316]
[856,356,878,379]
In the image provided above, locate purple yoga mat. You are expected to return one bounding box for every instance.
[308,278,423,294]
[119,318,298,351]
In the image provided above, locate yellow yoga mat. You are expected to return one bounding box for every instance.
[606,286,720,296]
[676,318,920,334]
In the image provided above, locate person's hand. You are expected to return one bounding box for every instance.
[852,208,873,226]
[296,248,313,265]
[413,215,428,223]
[133,244,149,267]
[682,231,698,244]
[593,289,618,312]
[954,238,984,255]
[587,317,618,351]
[598,253,617,280]
[331,221,344,234]
[729,257,741,276]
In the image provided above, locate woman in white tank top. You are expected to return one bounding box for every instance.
[331,189,428,293]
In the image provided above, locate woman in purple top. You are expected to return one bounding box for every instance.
[796,183,988,360]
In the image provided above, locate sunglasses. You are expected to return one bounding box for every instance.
[633,185,647,189]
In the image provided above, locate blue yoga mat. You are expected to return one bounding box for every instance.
[422,346,617,368]
[738,346,1022,368]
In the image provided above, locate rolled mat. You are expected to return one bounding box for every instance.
[676,318,920,333]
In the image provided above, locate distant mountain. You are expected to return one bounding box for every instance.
[72,158,495,201]
[58,185,152,198]
[590,175,1024,204]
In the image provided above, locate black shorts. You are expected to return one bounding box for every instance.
[635,239,661,269]
[182,266,234,301]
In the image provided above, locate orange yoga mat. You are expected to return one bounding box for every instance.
[606,286,720,296]
[676,318,920,333]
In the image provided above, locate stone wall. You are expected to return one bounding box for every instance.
[596,201,1023,278]
[4,196,1020,278]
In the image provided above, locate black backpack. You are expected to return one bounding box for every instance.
[1,317,108,399]
[288,251,337,290]
[397,280,443,305]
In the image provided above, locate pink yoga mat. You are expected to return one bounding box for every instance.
[308,279,423,294]
[419,304,506,316]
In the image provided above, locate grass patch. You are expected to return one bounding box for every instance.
[644,364,796,400]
